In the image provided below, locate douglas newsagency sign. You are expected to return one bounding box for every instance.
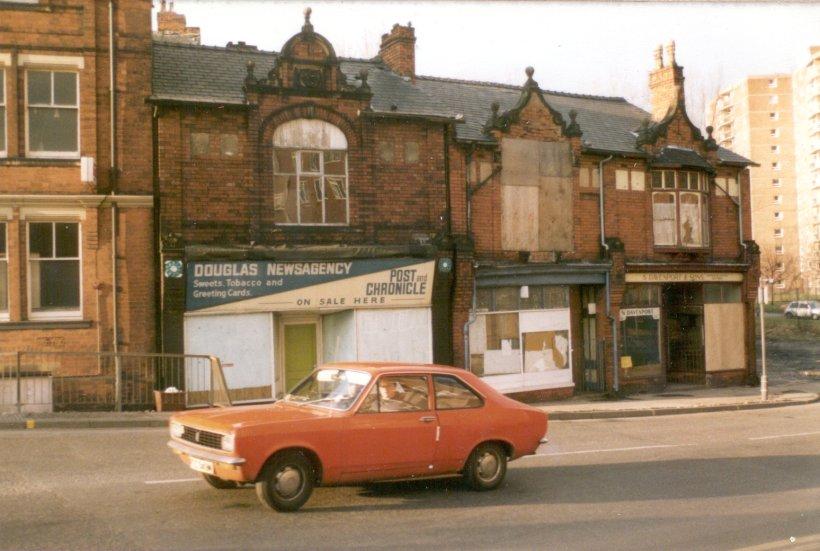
[186,258,435,314]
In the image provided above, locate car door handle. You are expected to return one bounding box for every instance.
[419,416,436,423]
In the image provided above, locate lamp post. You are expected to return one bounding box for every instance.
[758,278,773,401]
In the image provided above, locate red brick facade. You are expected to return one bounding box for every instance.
[0,2,155,365]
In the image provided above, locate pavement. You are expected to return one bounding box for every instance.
[0,379,817,429]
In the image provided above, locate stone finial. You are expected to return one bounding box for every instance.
[706,125,714,139]
[704,125,718,151]
[524,66,538,88]
[665,40,676,67]
[654,45,664,69]
[302,6,314,33]
[356,68,370,92]
[244,60,257,85]
[566,109,582,137]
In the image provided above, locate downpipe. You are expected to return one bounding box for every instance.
[598,155,619,393]
[462,263,478,371]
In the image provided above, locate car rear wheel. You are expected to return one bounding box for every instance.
[202,473,239,489]
[785,312,794,318]
[255,451,314,512]
[463,442,507,491]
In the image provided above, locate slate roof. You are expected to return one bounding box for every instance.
[151,41,753,165]
[652,146,715,172]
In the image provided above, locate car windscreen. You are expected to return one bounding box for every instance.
[283,369,372,411]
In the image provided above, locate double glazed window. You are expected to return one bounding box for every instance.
[651,170,710,248]
[28,222,81,317]
[27,70,79,156]
[272,119,349,225]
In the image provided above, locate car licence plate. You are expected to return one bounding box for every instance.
[189,457,214,475]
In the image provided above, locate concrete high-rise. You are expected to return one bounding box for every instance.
[707,46,820,295]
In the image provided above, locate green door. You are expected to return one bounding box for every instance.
[284,323,318,392]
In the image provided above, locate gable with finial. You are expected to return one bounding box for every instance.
[251,8,365,96]
[483,67,582,141]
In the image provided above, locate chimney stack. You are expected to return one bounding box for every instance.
[156,0,201,45]
[379,23,416,80]
[649,40,684,121]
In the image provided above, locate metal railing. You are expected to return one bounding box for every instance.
[0,351,231,413]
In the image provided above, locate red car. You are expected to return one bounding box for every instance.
[168,363,548,512]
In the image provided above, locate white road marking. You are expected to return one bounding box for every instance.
[523,443,694,458]
[144,477,200,485]
[748,430,820,441]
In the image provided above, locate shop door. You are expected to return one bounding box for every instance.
[581,287,604,391]
[664,285,705,384]
[284,324,318,392]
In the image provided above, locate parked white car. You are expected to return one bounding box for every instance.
[783,301,820,319]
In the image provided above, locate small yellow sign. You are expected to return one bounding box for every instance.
[26,419,36,429]
[620,356,633,369]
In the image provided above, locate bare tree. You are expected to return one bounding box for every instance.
[760,248,804,298]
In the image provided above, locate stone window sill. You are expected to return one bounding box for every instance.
[0,320,93,331]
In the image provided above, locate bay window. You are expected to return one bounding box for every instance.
[272,119,349,225]
[651,170,710,248]
[26,70,79,157]
[28,222,81,318]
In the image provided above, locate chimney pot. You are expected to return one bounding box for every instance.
[654,45,663,69]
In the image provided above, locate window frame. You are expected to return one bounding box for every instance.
[25,69,80,159]
[26,221,83,321]
[650,170,710,249]
[273,147,349,226]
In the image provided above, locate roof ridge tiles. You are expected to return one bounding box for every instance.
[414,74,627,102]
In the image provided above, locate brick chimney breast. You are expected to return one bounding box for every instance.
[156,0,201,45]
[649,40,684,121]
[379,22,416,80]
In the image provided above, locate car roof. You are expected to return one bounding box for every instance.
[319,362,469,376]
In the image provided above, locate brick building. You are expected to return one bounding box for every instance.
[150,8,758,401]
[0,2,155,382]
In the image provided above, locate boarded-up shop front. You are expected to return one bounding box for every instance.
[622,272,746,386]
[183,258,435,401]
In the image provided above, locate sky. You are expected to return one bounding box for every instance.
[160,1,820,129]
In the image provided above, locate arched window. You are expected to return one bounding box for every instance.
[272,119,349,225]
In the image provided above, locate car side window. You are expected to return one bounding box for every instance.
[433,375,484,410]
[357,375,429,413]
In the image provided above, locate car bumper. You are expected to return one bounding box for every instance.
[168,439,248,482]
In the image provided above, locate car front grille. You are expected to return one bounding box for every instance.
[181,426,223,450]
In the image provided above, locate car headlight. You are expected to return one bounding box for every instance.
[221,433,235,452]
[170,421,184,438]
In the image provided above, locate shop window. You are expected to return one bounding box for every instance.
[651,170,709,248]
[190,133,209,157]
[404,141,419,163]
[523,330,569,373]
[220,134,239,158]
[272,119,349,225]
[620,284,661,379]
[704,284,741,303]
[0,69,5,156]
[0,222,7,317]
[433,375,483,410]
[27,70,79,157]
[28,222,81,318]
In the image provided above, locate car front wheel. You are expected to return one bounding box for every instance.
[202,473,239,489]
[463,442,507,491]
[255,451,314,512]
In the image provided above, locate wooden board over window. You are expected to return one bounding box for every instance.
[500,139,573,252]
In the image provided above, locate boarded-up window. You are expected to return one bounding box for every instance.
[714,177,727,196]
[653,192,676,246]
[727,177,739,197]
[501,139,573,252]
[190,133,209,157]
[616,169,630,190]
[630,170,646,191]
[378,141,393,162]
[404,141,419,163]
[220,134,239,158]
